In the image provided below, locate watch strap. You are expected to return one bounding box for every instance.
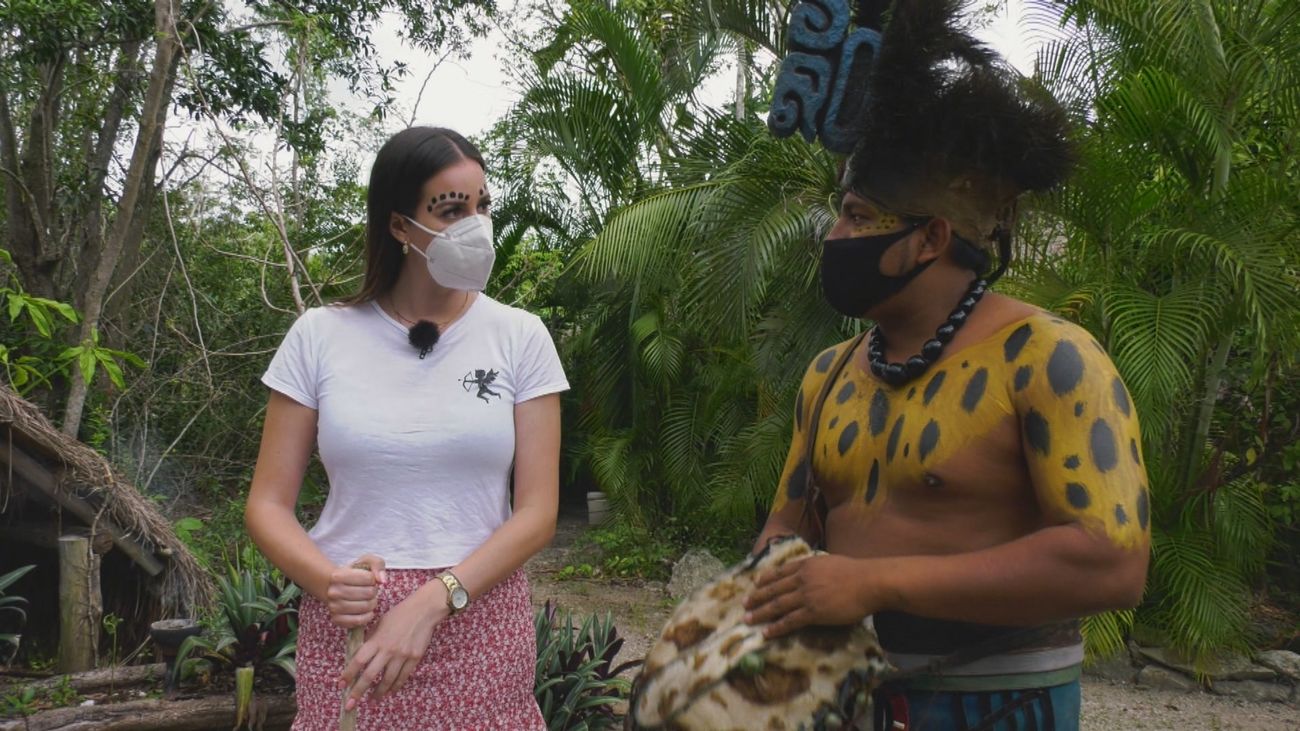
[437,571,468,613]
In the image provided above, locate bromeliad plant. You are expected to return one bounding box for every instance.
[534,602,639,731]
[174,567,298,728]
[175,567,299,695]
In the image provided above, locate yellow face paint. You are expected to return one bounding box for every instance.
[771,313,1149,550]
[850,212,902,235]
[842,197,908,235]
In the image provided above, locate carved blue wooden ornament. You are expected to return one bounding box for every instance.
[768,0,883,153]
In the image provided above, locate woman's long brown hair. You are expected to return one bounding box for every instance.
[338,127,486,305]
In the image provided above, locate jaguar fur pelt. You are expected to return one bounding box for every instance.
[627,536,891,730]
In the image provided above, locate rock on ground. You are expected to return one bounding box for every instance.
[1135,647,1279,682]
[1136,665,1198,692]
[1213,680,1296,705]
[666,549,725,599]
[1084,655,1139,684]
[1256,650,1300,682]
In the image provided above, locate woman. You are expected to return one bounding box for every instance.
[246,126,566,730]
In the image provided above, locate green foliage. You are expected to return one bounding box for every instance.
[57,328,145,389]
[568,523,679,581]
[0,252,77,393]
[1081,609,1136,662]
[559,112,842,549]
[45,675,79,707]
[174,566,300,685]
[0,250,143,397]
[0,564,35,660]
[533,602,636,731]
[1,686,37,719]
[1020,0,1300,661]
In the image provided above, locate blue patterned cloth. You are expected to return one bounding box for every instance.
[874,680,1081,730]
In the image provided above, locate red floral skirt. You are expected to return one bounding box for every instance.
[292,568,544,731]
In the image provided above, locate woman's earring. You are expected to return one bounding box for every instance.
[402,241,409,255]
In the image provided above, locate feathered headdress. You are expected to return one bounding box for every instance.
[769,0,1074,275]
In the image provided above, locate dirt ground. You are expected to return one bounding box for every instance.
[526,514,1299,731]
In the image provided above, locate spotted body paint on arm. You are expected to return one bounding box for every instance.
[1012,320,1150,549]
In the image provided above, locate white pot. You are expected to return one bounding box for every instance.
[587,491,611,526]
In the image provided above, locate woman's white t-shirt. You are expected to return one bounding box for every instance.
[261,295,569,569]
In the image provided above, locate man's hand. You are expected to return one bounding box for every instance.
[337,582,447,709]
[743,554,874,638]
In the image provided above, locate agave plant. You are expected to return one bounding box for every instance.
[534,601,639,731]
[0,564,35,661]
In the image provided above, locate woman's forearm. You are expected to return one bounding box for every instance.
[245,498,337,600]
[442,503,556,603]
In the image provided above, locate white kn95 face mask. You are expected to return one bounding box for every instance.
[403,214,496,291]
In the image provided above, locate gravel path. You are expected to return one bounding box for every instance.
[1082,680,1297,730]
[528,514,1299,730]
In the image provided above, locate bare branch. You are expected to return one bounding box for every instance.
[142,398,212,493]
[200,240,288,267]
[224,20,295,34]
[161,184,214,385]
[177,19,321,314]
[406,47,455,128]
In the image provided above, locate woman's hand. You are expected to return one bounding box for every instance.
[743,554,874,638]
[326,554,387,629]
[338,581,448,709]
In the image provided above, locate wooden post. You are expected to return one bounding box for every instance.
[57,534,101,672]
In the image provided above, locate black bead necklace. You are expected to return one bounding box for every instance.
[868,278,988,386]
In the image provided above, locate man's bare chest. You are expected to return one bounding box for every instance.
[803,353,1024,507]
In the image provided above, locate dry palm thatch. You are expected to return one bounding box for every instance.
[0,384,213,617]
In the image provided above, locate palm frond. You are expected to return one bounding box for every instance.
[1082,608,1136,661]
[1103,282,1214,440]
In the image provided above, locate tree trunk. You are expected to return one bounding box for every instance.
[6,664,165,697]
[0,694,296,731]
[733,44,748,120]
[61,0,183,437]
[0,59,66,300]
[57,534,101,673]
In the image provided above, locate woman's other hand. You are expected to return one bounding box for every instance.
[338,580,447,708]
[326,554,387,629]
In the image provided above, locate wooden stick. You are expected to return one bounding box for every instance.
[338,561,372,731]
[338,625,363,731]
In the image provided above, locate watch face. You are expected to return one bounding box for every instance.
[451,587,469,610]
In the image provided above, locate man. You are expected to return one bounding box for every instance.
[746,0,1150,728]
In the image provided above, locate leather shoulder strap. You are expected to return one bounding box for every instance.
[798,331,869,548]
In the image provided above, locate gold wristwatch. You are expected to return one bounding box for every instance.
[437,572,470,614]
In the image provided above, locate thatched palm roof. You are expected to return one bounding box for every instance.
[0,384,212,615]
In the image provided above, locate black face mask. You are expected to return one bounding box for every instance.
[819,224,933,318]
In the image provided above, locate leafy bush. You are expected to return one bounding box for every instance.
[534,602,637,731]
[176,567,299,681]
[569,524,677,581]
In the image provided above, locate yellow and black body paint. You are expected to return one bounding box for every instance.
[770,312,1150,549]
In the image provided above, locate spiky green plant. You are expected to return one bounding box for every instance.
[0,564,35,661]
[534,602,638,731]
